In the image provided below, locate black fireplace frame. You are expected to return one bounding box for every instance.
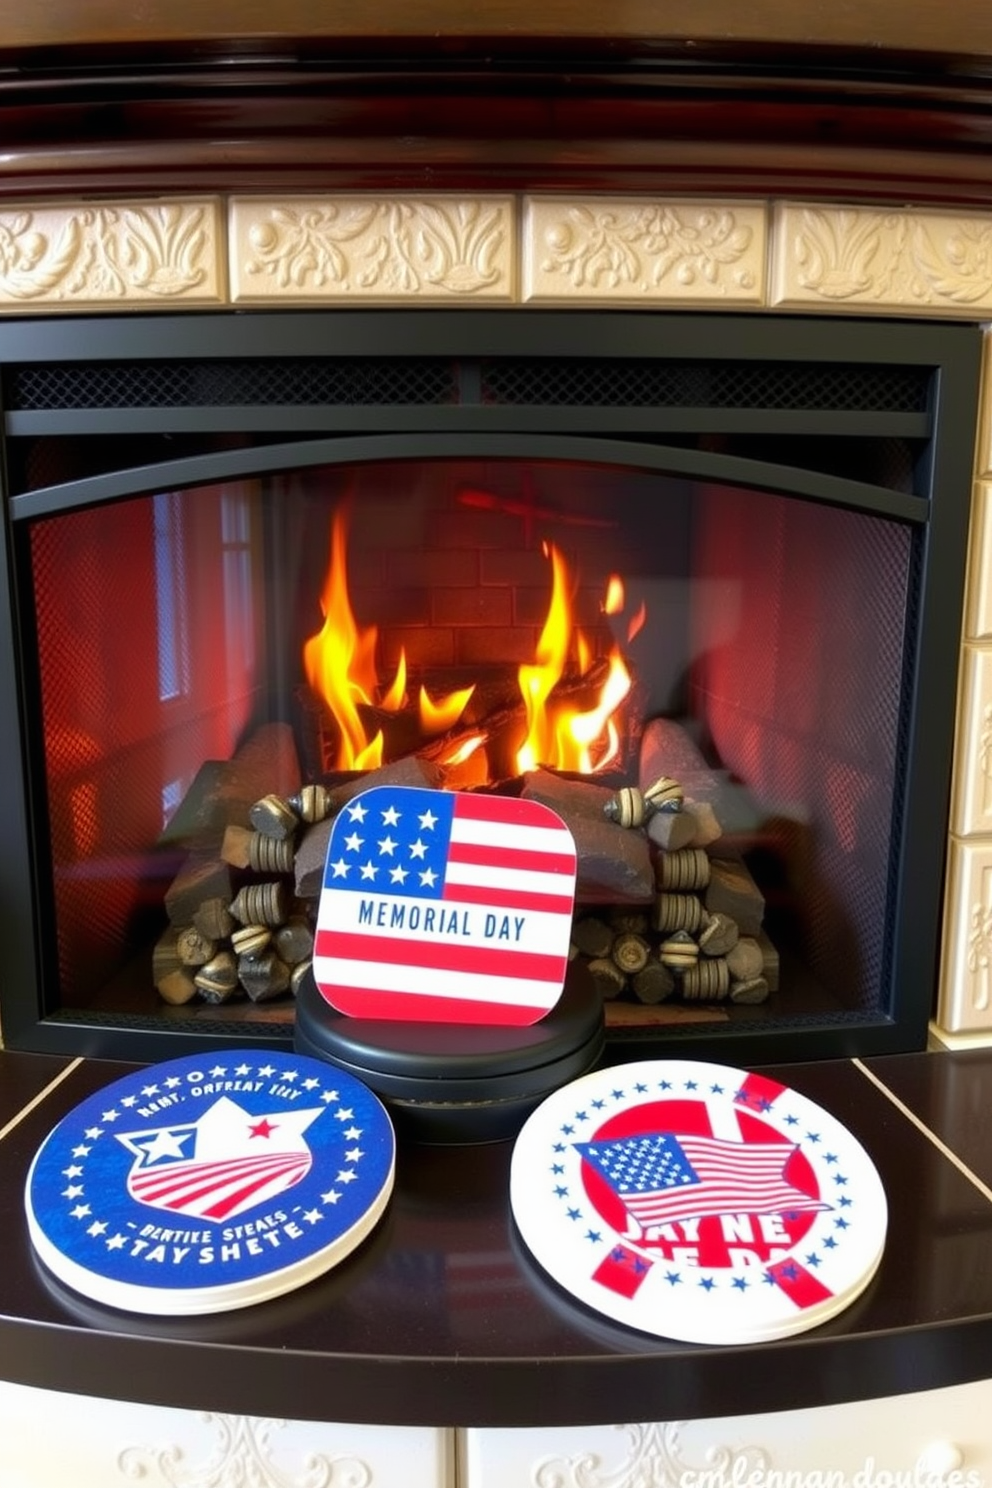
[0,308,981,1062]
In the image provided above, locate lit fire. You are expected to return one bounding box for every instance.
[304,512,637,779]
[515,543,632,776]
[304,510,476,770]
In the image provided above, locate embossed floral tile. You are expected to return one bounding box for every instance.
[229,197,516,302]
[0,200,224,307]
[771,203,992,316]
[522,197,767,304]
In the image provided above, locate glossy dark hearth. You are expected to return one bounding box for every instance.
[0,1048,991,1427]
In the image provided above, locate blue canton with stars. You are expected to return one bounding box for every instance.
[25,1051,395,1308]
[324,786,456,897]
[575,1133,701,1196]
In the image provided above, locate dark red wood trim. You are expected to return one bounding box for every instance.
[0,61,990,207]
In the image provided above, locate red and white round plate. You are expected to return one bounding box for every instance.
[509,1059,886,1345]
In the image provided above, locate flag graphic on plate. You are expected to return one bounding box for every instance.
[510,1059,888,1346]
[116,1096,323,1222]
[23,1050,396,1317]
[313,785,577,1024]
[575,1131,830,1239]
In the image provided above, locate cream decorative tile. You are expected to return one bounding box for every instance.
[0,200,223,308]
[978,331,992,477]
[964,482,992,640]
[938,836,992,1034]
[464,1384,992,1488]
[771,204,992,316]
[522,197,767,304]
[230,196,515,303]
[0,1380,454,1488]
[948,642,992,836]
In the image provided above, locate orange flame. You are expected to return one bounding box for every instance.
[627,599,647,643]
[603,574,625,615]
[419,682,476,736]
[303,509,405,770]
[515,543,632,775]
[304,511,637,780]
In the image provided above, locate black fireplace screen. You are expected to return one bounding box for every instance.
[0,311,980,1062]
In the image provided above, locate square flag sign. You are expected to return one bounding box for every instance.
[313,786,578,1025]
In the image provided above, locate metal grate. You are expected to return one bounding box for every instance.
[480,358,932,412]
[7,356,932,415]
[8,358,459,410]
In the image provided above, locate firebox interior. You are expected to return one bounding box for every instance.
[0,310,979,1062]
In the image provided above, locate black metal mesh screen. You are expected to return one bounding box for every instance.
[8,358,459,410]
[7,356,931,414]
[480,359,932,411]
[688,485,912,1015]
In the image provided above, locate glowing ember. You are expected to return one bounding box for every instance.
[302,509,405,771]
[438,732,486,767]
[515,543,632,775]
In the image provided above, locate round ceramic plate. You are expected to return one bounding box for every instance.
[25,1050,395,1316]
[509,1059,887,1345]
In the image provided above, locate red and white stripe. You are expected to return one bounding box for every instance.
[128,1151,311,1221]
[315,794,576,1024]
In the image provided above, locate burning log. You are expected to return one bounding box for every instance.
[418,656,616,777]
[154,695,782,1024]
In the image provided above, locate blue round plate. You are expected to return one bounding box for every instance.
[25,1050,395,1315]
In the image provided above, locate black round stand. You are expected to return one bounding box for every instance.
[294,960,605,1143]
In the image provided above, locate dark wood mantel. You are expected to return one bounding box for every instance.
[2,1045,992,1426]
[2,1,992,206]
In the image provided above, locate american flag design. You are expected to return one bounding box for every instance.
[23,1051,396,1315]
[574,1131,830,1234]
[313,785,577,1024]
[118,1097,322,1222]
[509,1059,887,1345]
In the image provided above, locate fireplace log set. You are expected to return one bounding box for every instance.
[154,714,781,1021]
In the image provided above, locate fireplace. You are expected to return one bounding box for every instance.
[0,307,978,1062]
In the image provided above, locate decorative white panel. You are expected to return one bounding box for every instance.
[463,1378,992,1488]
[0,1380,452,1488]
[770,203,992,316]
[949,643,992,837]
[964,483,992,641]
[522,196,767,304]
[229,196,516,303]
[978,332,992,478]
[937,836,992,1033]
[0,199,224,308]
